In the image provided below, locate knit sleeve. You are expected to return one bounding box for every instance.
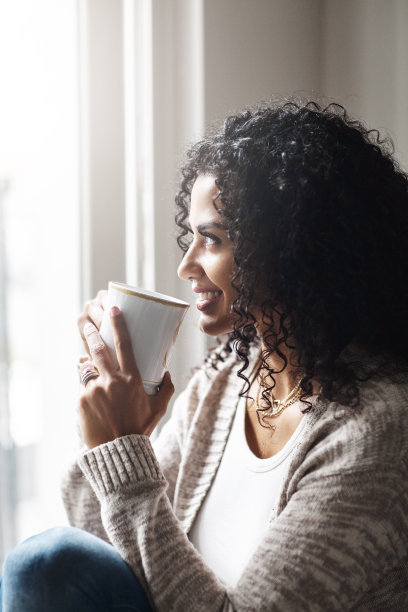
[61,372,200,544]
[77,401,408,611]
[61,455,111,543]
[78,435,228,611]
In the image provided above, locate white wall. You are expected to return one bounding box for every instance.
[202,0,408,168]
[203,0,323,123]
[321,0,408,169]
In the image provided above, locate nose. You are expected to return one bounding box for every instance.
[177,244,202,281]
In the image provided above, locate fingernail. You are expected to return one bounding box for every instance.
[111,306,120,316]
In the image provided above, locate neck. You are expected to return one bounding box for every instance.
[258,340,299,402]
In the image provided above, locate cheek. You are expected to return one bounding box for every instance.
[203,257,225,283]
[202,251,235,292]
[215,255,235,284]
[221,265,236,295]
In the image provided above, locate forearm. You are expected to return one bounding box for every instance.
[79,435,230,611]
[61,394,183,548]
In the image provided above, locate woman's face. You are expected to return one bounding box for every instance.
[177,174,237,336]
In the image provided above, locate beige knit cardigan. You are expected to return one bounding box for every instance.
[62,350,408,611]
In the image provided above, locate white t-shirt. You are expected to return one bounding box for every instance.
[188,394,306,587]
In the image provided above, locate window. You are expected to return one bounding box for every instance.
[0,0,79,560]
[0,0,207,563]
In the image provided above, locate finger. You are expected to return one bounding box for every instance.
[86,298,105,331]
[78,359,98,377]
[78,354,91,366]
[78,291,108,340]
[78,302,103,351]
[77,312,91,354]
[110,307,141,380]
[151,371,174,409]
[78,360,100,389]
[83,321,113,375]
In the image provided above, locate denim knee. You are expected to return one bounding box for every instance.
[1,526,152,611]
[4,526,91,583]
[2,526,102,609]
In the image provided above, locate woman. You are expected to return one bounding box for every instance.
[2,100,408,610]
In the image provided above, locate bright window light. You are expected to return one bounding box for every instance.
[0,0,80,550]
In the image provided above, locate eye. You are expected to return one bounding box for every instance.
[202,232,220,246]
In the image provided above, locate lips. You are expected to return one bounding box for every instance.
[195,289,222,311]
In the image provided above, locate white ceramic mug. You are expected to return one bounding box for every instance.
[99,282,189,394]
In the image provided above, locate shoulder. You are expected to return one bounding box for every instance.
[172,348,252,435]
[300,375,408,479]
[173,345,244,425]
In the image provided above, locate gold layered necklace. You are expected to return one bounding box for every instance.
[255,376,303,418]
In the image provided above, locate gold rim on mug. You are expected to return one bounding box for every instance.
[109,282,189,309]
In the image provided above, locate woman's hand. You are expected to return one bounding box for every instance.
[79,306,174,448]
[77,290,108,354]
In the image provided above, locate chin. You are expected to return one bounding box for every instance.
[198,315,234,337]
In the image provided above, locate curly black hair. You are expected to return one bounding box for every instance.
[175,99,408,409]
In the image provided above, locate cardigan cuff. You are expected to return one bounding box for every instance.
[78,434,166,496]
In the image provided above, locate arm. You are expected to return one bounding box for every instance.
[62,290,181,536]
[75,307,408,608]
[61,384,190,539]
[78,427,407,611]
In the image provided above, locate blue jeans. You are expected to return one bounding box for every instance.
[0,526,153,611]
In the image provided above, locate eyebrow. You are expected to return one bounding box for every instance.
[196,221,227,233]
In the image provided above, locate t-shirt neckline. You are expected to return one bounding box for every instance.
[235,393,307,472]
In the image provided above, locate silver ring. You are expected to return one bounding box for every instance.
[79,361,99,387]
